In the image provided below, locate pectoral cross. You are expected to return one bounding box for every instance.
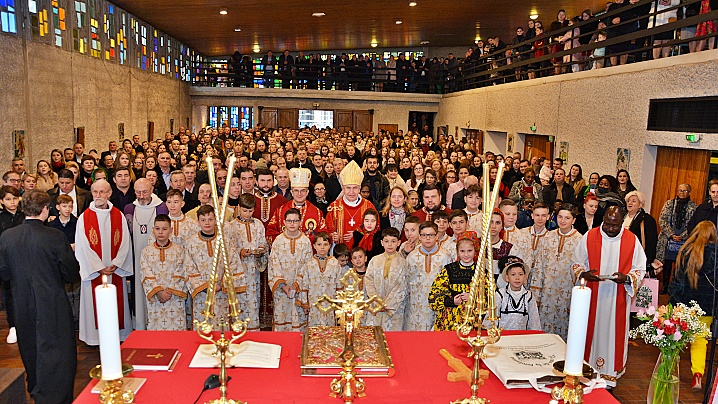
[315,271,385,361]
[348,218,356,227]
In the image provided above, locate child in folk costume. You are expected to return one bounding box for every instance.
[268,208,313,331]
[491,256,541,331]
[533,203,582,340]
[185,205,243,329]
[405,222,453,330]
[513,202,551,287]
[364,227,409,331]
[353,208,384,261]
[224,194,269,331]
[463,184,484,234]
[149,189,198,247]
[141,215,188,330]
[489,210,515,288]
[297,232,343,326]
[434,211,456,261]
[429,232,480,331]
[399,215,421,258]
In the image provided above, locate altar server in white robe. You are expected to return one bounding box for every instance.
[573,206,646,387]
[76,180,134,346]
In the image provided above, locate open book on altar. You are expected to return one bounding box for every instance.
[188,340,282,369]
[481,333,595,389]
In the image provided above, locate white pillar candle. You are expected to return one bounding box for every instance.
[95,275,123,380]
[564,280,592,376]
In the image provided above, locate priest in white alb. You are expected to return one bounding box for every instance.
[76,180,134,345]
[573,206,646,387]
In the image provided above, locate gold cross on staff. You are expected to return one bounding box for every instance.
[315,271,385,360]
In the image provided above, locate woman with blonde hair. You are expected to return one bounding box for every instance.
[35,160,58,191]
[380,186,415,234]
[669,220,717,391]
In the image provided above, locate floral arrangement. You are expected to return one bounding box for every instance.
[629,301,711,404]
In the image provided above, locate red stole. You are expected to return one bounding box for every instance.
[583,228,636,372]
[357,226,378,252]
[84,207,126,329]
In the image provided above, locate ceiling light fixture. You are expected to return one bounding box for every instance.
[253,45,260,53]
[395,19,403,24]
[234,26,241,32]
[219,8,227,15]
[371,42,378,48]
[312,12,326,17]
[420,40,429,45]
[409,1,417,6]
[529,13,539,20]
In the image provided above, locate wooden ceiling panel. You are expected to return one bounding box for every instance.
[112,0,607,56]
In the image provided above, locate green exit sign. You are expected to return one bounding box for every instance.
[686,134,700,143]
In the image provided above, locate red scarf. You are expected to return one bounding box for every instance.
[84,207,126,329]
[583,227,636,372]
[357,226,378,252]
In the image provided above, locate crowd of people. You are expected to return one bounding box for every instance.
[2,123,718,400]
[212,1,718,91]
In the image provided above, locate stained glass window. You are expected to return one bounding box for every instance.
[208,107,252,130]
[117,10,126,64]
[29,0,49,41]
[141,24,147,70]
[72,0,86,53]
[0,0,17,34]
[88,0,100,58]
[103,3,115,61]
[51,0,66,46]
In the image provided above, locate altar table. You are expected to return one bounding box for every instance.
[75,330,618,403]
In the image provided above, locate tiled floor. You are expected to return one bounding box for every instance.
[0,312,714,403]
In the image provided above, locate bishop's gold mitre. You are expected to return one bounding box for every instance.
[289,167,312,188]
[340,160,364,186]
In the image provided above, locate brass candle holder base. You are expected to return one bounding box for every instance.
[330,358,366,403]
[89,363,135,404]
[549,360,593,404]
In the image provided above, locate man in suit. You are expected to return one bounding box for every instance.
[48,169,91,218]
[100,141,119,164]
[451,176,479,210]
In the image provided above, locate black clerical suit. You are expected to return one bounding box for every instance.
[0,219,80,404]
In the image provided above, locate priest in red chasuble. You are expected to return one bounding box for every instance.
[267,167,326,243]
[326,160,374,249]
[75,180,134,346]
[573,206,646,387]
[412,184,452,227]
[253,168,286,243]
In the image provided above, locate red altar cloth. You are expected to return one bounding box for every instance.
[75,330,618,403]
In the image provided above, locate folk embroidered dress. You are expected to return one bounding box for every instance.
[404,247,453,330]
[185,231,243,329]
[141,241,188,331]
[428,262,474,331]
[268,232,313,331]
[297,256,343,326]
[533,228,582,340]
[224,217,269,331]
[492,285,541,331]
[364,253,408,331]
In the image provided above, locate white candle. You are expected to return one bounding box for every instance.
[564,280,592,376]
[95,275,123,380]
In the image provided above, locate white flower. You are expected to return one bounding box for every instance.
[646,306,656,316]
[673,331,682,341]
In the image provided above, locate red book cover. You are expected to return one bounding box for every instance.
[121,348,180,371]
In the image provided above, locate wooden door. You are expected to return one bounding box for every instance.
[353,110,373,133]
[260,108,278,129]
[650,146,711,220]
[378,124,399,135]
[147,122,154,141]
[74,127,85,145]
[335,110,353,133]
[278,108,298,129]
[465,129,483,154]
[523,134,554,161]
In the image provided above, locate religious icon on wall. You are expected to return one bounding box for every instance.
[507,133,515,154]
[12,130,25,159]
[616,148,631,172]
[118,123,125,141]
[559,141,569,164]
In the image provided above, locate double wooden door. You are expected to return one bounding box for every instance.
[650,146,711,219]
[523,134,554,161]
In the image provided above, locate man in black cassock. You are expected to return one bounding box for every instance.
[0,190,80,404]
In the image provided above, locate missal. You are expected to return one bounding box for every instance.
[121,348,181,371]
[481,333,595,389]
[91,378,146,394]
[188,340,282,368]
[300,326,395,377]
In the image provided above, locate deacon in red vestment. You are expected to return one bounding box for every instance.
[267,167,326,242]
[254,169,287,244]
[573,207,646,387]
[412,184,453,234]
[326,161,374,249]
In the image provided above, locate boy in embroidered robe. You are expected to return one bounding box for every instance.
[405,222,453,330]
[434,211,456,261]
[364,227,408,331]
[399,215,421,258]
[297,232,343,326]
[268,208,313,331]
[499,199,528,248]
[141,214,188,330]
[353,208,384,261]
[185,205,243,329]
[223,194,268,331]
[149,189,198,247]
[513,202,551,287]
[447,210,471,261]
[463,184,483,234]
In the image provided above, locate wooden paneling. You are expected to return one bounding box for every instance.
[260,108,278,129]
[335,110,353,133]
[523,134,554,162]
[353,111,372,133]
[112,0,606,56]
[650,146,711,220]
[378,124,399,134]
[278,108,298,128]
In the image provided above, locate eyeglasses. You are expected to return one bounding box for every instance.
[314,187,326,191]
[419,233,437,238]
[285,219,301,224]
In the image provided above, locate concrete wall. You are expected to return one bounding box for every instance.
[190,87,441,134]
[435,49,718,211]
[0,34,192,169]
